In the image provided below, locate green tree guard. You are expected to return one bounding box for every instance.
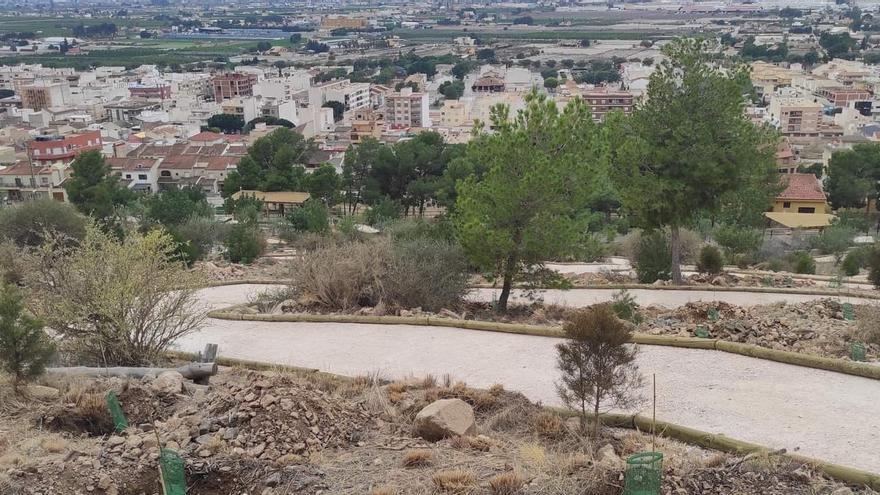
[105,391,128,433]
[624,452,663,495]
[160,448,187,495]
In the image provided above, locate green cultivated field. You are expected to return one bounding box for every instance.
[391,27,690,42]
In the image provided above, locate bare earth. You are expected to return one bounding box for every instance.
[181,284,880,472]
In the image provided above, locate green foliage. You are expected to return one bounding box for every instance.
[285,199,330,234]
[222,128,311,195]
[788,251,816,275]
[365,197,403,226]
[0,199,86,247]
[144,186,212,226]
[341,138,381,214]
[696,245,724,275]
[439,80,465,99]
[305,164,340,205]
[171,216,231,264]
[612,38,778,282]
[811,224,856,262]
[713,224,762,264]
[0,283,54,386]
[454,91,600,310]
[64,150,134,229]
[572,60,620,85]
[384,217,455,243]
[842,250,862,276]
[797,163,823,179]
[740,36,788,62]
[322,100,345,122]
[868,245,880,289]
[206,113,245,134]
[543,77,559,89]
[825,143,880,210]
[819,32,857,60]
[225,194,264,223]
[634,230,671,283]
[834,210,871,233]
[225,222,266,264]
[611,289,643,324]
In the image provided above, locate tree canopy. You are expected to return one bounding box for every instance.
[222,128,312,195]
[825,143,880,210]
[64,150,134,231]
[454,91,601,311]
[612,38,778,283]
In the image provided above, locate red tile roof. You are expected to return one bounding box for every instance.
[106,157,157,172]
[778,173,826,201]
[189,131,225,142]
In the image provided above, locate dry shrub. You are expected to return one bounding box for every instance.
[401,449,433,467]
[287,238,468,312]
[387,381,408,394]
[370,487,395,495]
[533,411,563,438]
[618,228,701,263]
[432,469,476,492]
[488,471,525,495]
[852,305,880,344]
[488,384,505,396]
[422,375,437,389]
[450,435,492,452]
[43,391,114,436]
[518,442,546,468]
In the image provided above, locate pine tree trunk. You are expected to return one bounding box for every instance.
[670,225,683,285]
[593,396,601,439]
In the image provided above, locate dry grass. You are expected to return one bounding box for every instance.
[422,374,437,389]
[852,305,880,345]
[488,384,505,396]
[402,449,433,467]
[370,487,396,495]
[387,381,408,394]
[39,436,68,454]
[488,471,525,495]
[518,443,547,469]
[533,411,563,438]
[450,435,493,452]
[432,469,476,492]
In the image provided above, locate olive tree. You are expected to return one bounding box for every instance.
[27,225,206,366]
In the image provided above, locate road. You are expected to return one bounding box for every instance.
[181,284,880,472]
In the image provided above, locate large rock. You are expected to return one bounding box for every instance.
[150,371,184,395]
[413,399,476,441]
[25,385,60,400]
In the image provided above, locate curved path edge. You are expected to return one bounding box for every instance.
[167,350,880,491]
[207,308,880,381]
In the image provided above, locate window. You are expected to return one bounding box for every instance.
[160,170,171,177]
[138,174,147,180]
[125,174,131,179]
[797,206,816,214]
[783,202,791,209]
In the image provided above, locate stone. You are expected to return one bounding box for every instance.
[412,399,476,441]
[107,436,126,447]
[831,488,854,495]
[150,371,184,396]
[124,436,143,449]
[597,444,622,468]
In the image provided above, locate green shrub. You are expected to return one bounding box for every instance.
[610,289,643,324]
[172,216,231,262]
[766,258,785,272]
[868,245,880,289]
[0,283,55,387]
[713,224,761,264]
[225,223,266,264]
[834,210,871,233]
[842,250,862,276]
[696,245,724,275]
[384,217,455,242]
[286,200,330,234]
[788,251,816,275]
[0,199,87,247]
[385,238,470,312]
[634,231,671,283]
[811,224,856,262]
[365,197,403,226]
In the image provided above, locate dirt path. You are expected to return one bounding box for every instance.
[185,285,880,472]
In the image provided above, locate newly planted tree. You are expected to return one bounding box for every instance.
[454,91,600,311]
[0,284,55,389]
[556,304,642,437]
[613,38,778,284]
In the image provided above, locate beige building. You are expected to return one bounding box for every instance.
[386,88,431,129]
[212,73,258,102]
[440,100,470,127]
[20,80,72,111]
[768,96,823,140]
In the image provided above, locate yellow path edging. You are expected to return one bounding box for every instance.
[207,309,880,381]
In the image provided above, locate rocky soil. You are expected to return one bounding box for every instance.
[0,368,872,495]
[641,299,878,361]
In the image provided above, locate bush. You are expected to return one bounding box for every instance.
[26,226,205,366]
[713,224,761,265]
[610,289,643,324]
[834,210,871,233]
[619,228,700,264]
[289,238,468,312]
[285,200,330,234]
[0,241,26,285]
[842,250,862,276]
[811,225,856,262]
[696,245,724,275]
[788,251,816,274]
[384,217,455,243]
[384,238,469,312]
[852,306,880,344]
[365,197,403,226]
[225,223,266,264]
[868,245,880,289]
[174,216,231,260]
[0,284,55,387]
[634,231,671,283]
[0,200,86,247]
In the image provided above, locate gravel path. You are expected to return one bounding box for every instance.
[198,284,876,311]
[186,285,880,472]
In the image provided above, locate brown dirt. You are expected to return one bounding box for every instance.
[0,370,870,495]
